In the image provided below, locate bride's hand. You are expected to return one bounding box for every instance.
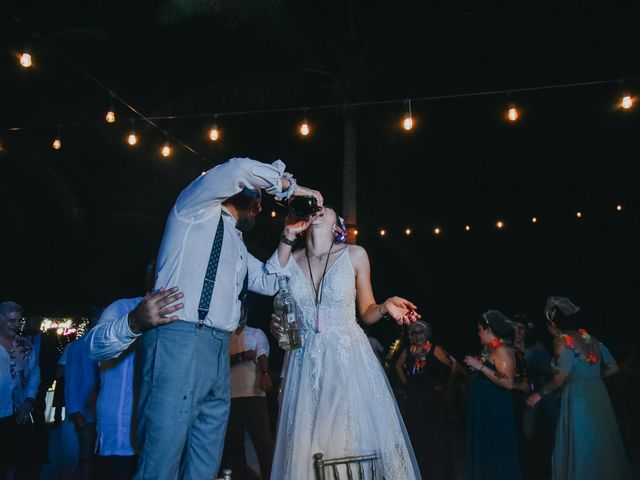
[270,313,284,340]
[282,213,317,240]
[384,296,421,325]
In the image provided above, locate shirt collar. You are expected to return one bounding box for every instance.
[221,205,243,237]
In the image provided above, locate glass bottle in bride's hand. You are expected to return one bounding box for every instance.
[273,275,302,350]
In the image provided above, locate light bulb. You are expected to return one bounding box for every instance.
[161,144,171,157]
[353,229,359,236]
[616,204,623,212]
[465,225,471,232]
[496,221,504,229]
[127,133,138,146]
[434,227,441,235]
[405,228,412,236]
[576,211,582,218]
[271,211,277,218]
[621,95,633,109]
[379,229,386,237]
[507,104,519,122]
[106,110,116,123]
[299,121,310,136]
[403,116,413,131]
[19,52,32,68]
[52,137,61,150]
[531,217,538,223]
[209,127,219,141]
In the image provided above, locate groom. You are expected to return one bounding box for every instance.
[131,157,321,479]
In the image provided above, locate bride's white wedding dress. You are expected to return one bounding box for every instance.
[269,247,420,479]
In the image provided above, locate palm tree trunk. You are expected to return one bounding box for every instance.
[342,106,358,244]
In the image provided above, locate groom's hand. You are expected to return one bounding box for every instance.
[128,287,184,334]
[291,185,323,208]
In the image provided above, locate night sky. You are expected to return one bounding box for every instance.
[1,0,639,360]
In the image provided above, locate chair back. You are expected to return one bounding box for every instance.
[313,452,380,480]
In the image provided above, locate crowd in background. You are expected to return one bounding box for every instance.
[1,295,639,480]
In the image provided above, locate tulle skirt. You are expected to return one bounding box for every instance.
[271,324,421,479]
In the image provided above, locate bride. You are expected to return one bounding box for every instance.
[267,204,422,479]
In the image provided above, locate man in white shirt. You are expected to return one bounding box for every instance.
[86,261,178,480]
[220,310,274,480]
[90,157,321,479]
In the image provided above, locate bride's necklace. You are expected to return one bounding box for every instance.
[305,240,335,333]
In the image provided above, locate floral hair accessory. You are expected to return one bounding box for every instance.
[333,215,347,243]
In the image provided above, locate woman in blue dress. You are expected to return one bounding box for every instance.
[526,296,634,480]
[463,310,521,480]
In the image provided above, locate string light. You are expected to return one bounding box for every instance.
[209,126,220,141]
[161,142,172,157]
[299,110,311,137]
[496,220,504,229]
[402,99,413,131]
[353,229,359,236]
[531,217,538,223]
[576,211,583,218]
[507,103,520,122]
[434,227,441,235]
[271,211,277,218]
[127,120,138,146]
[405,228,412,236]
[620,95,634,110]
[379,229,387,237]
[105,93,116,123]
[52,127,62,150]
[209,115,220,141]
[616,204,623,211]
[19,51,32,68]
[465,225,471,232]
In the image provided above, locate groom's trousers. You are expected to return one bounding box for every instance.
[134,320,231,480]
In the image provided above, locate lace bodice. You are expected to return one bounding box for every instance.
[288,247,357,336]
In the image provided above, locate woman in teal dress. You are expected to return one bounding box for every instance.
[463,310,521,480]
[527,296,634,480]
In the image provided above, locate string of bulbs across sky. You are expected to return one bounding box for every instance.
[10,47,637,161]
[262,204,627,239]
[4,8,635,237]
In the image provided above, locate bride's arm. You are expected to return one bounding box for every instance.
[276,214,315,267]
[351,246,420,326]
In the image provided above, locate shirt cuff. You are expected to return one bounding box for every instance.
[116,312,142,343]
[260,160,287,199]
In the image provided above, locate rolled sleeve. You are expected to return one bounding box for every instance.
[175,157,287,219]
[248,253,279,296]
[88,298,142,361]
[265,249,294,277]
